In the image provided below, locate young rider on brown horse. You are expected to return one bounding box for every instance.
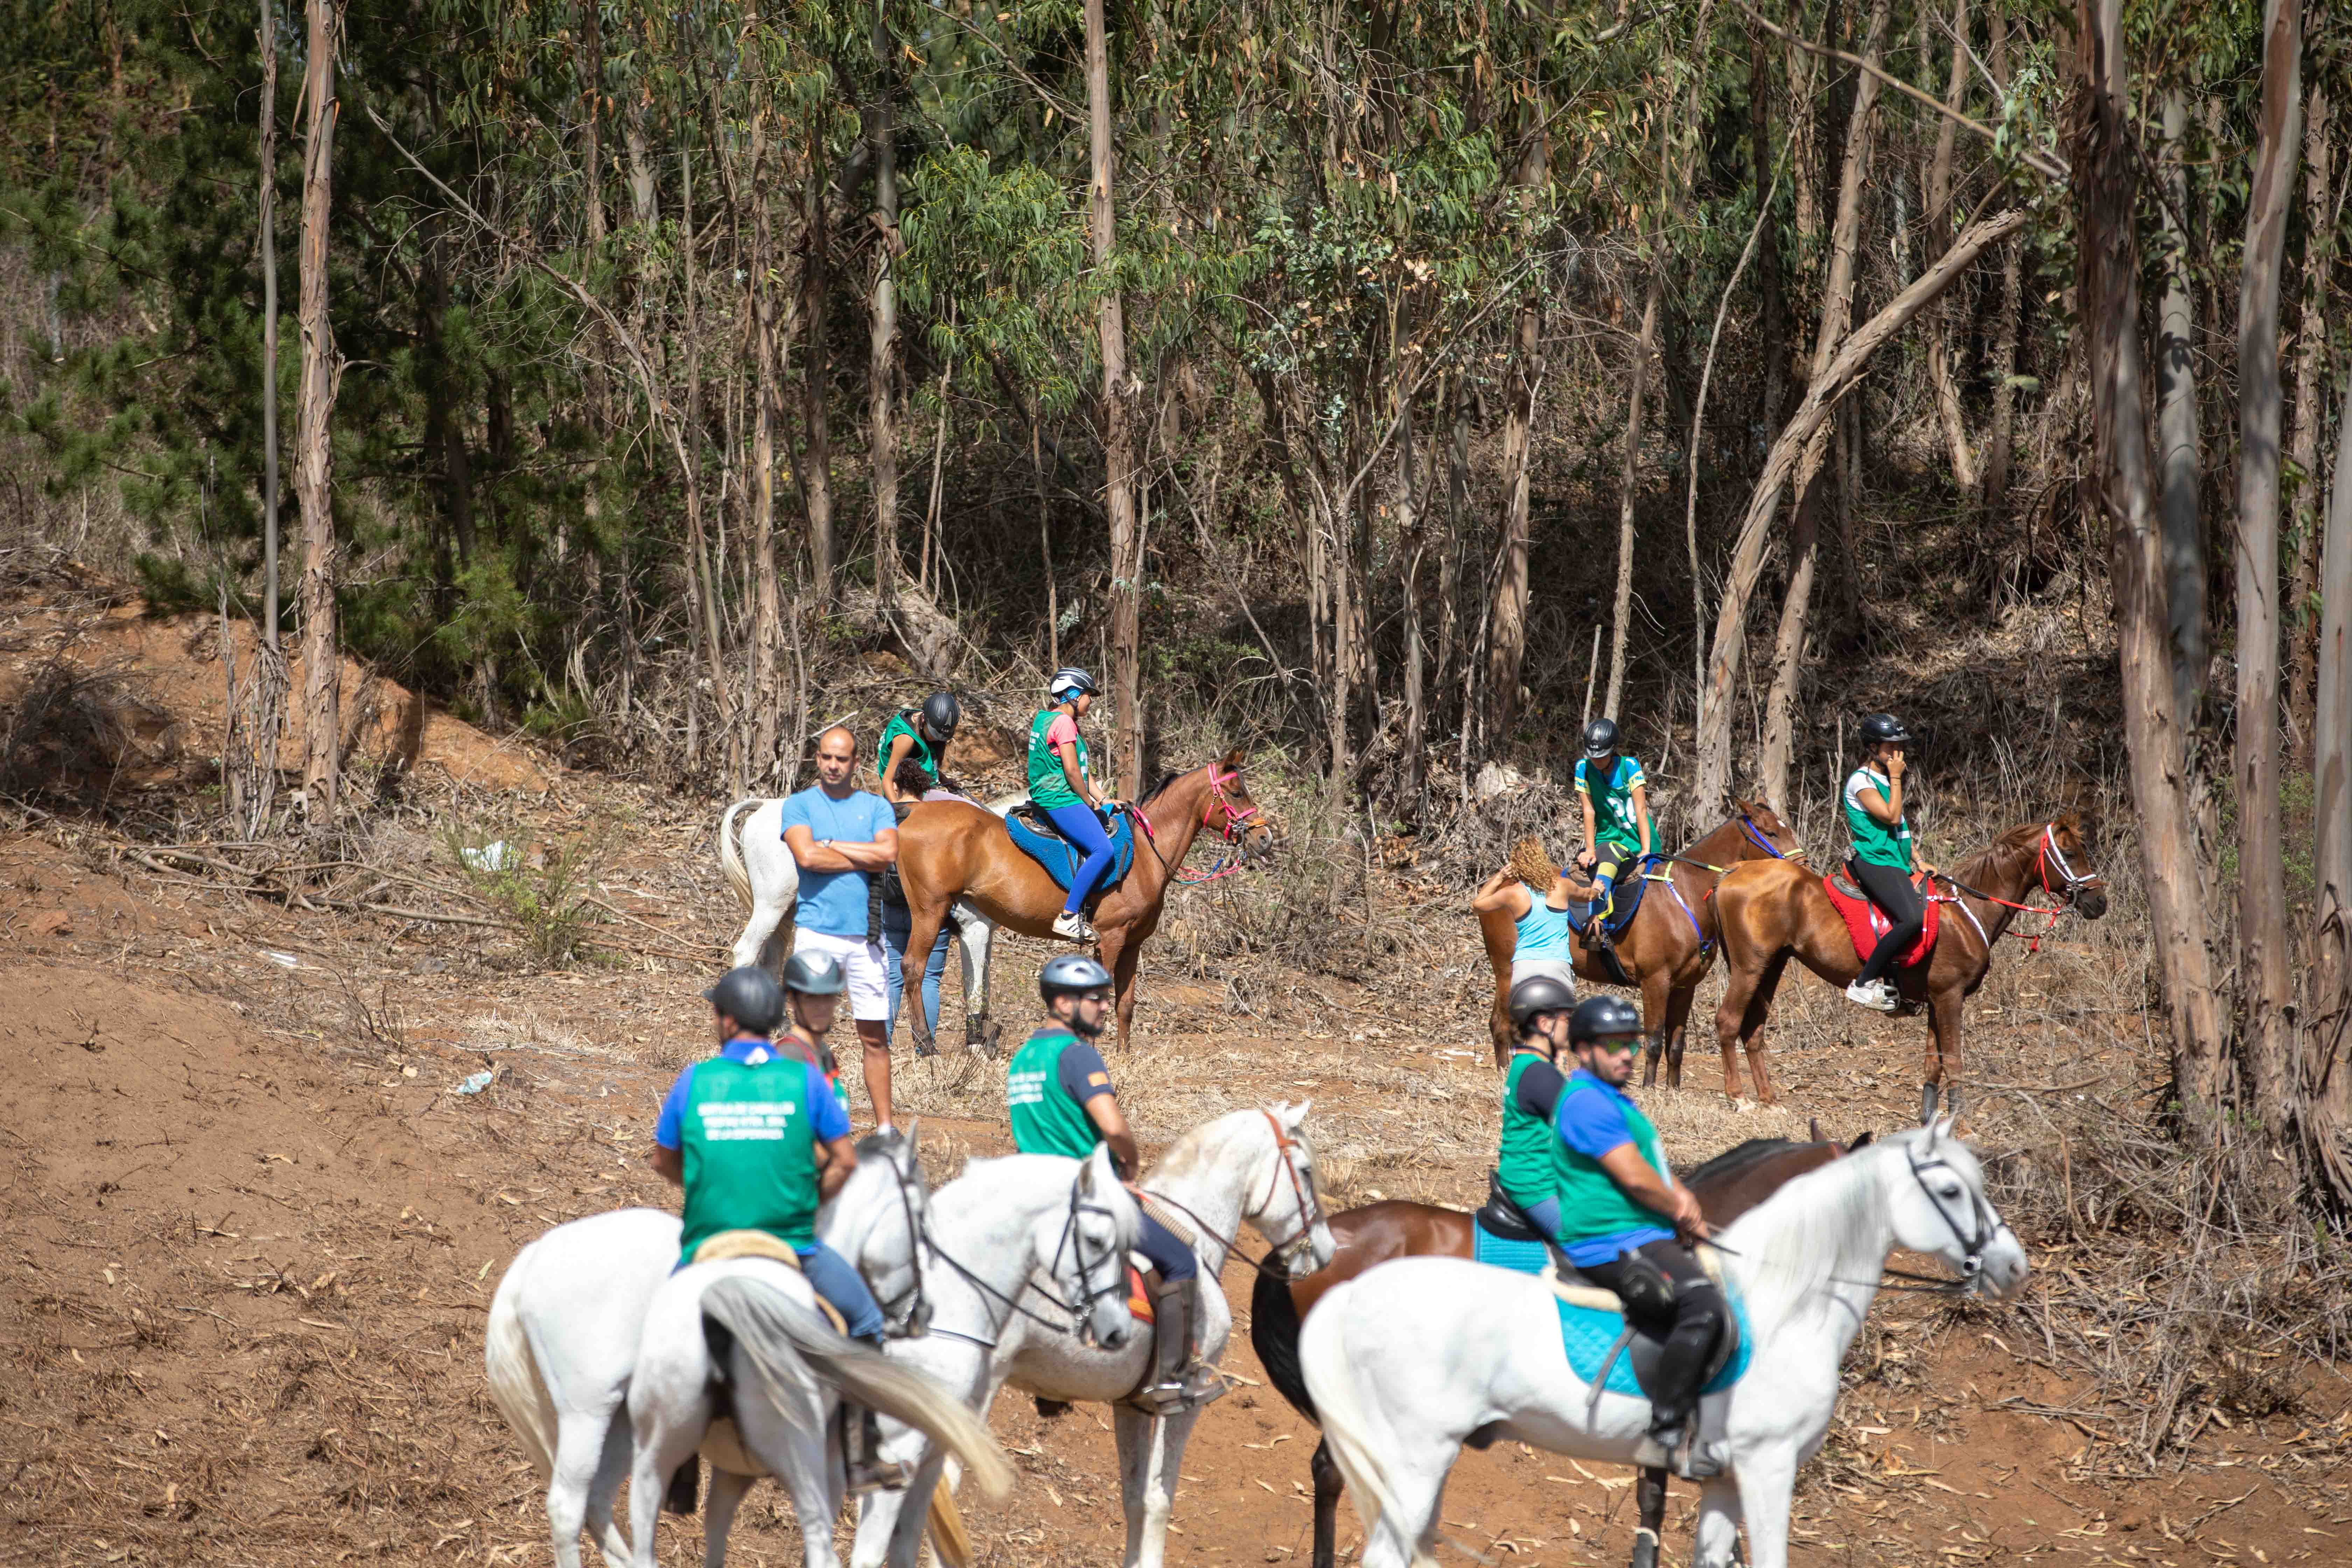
[1842,712,1940,1013]
[877,692,962,1044]
[1574,719,1654,961]
[1006,953,1222,1412]
[1029,668,1126,945]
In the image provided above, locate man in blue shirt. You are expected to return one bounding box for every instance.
[1550,995,1724,1477]
[779,726,902,1130]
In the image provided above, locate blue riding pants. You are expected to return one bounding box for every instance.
[1520,1195,1571,1243]
[1043,800,1118,915]
[880,903,953,1042]
[1134,1208,1198,1282]
[794,1239,888,1342]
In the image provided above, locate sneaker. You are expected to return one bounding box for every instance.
[1051,910,1096,943]
[1845,978,1899,1013]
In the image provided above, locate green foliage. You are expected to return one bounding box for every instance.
[443,820,616,968]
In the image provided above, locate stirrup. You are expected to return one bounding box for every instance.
[844,1410,913,1493]
[1631,1427,1722,1480]
[1052,910,1096,943]
[1844,979,1898,1013]
[1135,1367,1227,1417]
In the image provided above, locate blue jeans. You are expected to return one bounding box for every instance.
[1043,800,1117,914]
[795,1239,887,1342]
[880,904,952,1042]
[1134,1208,1198,1282]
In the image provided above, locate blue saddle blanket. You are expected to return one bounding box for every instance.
[1471,1220,1553,1275]
[1004,805,1136,896]
[1560,856,1659,940]
[1558,1276,1752,1399]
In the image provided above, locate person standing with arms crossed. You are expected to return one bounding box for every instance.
[780,724,903,1130]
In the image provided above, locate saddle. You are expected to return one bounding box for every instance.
[684,1231,850,1492]
[1003,802,1138,897]
[1822,869,1940,969]
[1554,859,1656,942]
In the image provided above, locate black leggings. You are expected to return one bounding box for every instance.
[1849,856,1926,985]
[1583,1239,1724,1425]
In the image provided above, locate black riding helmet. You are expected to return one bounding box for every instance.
[1858,712,1913,747]
[1039,952,1113,1002]
[919,691,961,743]
[1569,995,1644,1045]
[704,965,786,1035]
[1581,717,1620,760]
[1508,974,1578,1032]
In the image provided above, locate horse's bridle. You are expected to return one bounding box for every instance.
[920,1168,1133,1347]
[1736,807,1805,863]
[1132,765,1270,887]
[1933,822,2105,955]
[1901,1142,2009,1289]
[2036,824,2103,903]
[1144,1109,1326,1276]
[865,1139,933,1339]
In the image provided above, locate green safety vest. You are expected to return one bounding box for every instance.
[1577,755,1651,855]
[1027,709,1089,810]
[1497,1051,1560,1211]
[877,713,939,791]
[1550,1077,1673,1245]
[675,1055,825,1264]
[1006,1027,1103,1158]
[1843,766,1915,870]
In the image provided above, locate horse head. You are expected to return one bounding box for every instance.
[1203,747,1276,864]
[1885,1122,2028,1298]
[1054,1143,1140,1351]
[829,1122,932,1337]
[2042,813,2108,920]
[1248,1101,1337,1275]
[1733,797,1805,861]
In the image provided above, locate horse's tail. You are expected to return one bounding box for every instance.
[717,798,761,911]
[1298,1281,1436,1566]
[699,1277,1014,1503]
[1248,1263,1316,1424]
[483,1247,559,1480]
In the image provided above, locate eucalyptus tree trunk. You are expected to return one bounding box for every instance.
[1439,374,1469,711]
[2074,0,2225,1113]
[295,0,342,816]
[679,131,740,790]
[2156,88,2206,721]
[748,90,785,779]
[868,6,902,616]
[1982,10,2022,505]
[258,0,280,649]
[802,134,836,606]
[1759,0,1885,814]
[1693,207,2024,817]
[1921,0,1977,493]
[1085,0,1143,795]
[2234,0,2302,1144]
[580,0,605,250]
[2288,83,2331,764]
[1751,25,1787,431]
[1488,298,1537,744]
[2313,369,2352,1187]
[1398,388,1427,812]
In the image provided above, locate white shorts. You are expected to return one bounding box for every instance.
[1510,957,1579,995]
[791,927,890,1023]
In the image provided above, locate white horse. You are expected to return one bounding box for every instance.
[850,1102,1338,1568]
[484,1131,931,1568]
[718,797,1006,1052]
[624,1143,1141,1568]
[1299,1123,2029,1568]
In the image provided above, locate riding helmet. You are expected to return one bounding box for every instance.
[1858,712,1913,747]
[705,965,787,1034]
[1508,974,1579,1031]
[1039,952,1113,1002]
[1581,717,1620,759]
[1049,667,1099,700]
[781,950,848,998]
[1569,995,1645,1045]
[919,691,962,742]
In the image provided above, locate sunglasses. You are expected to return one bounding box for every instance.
[1583,1037,1640,1055]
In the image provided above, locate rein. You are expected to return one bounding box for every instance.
[918,1170,1132,1346]
[1931,824,2104,955]
[1140,1110,1325,1279]
[1703,1144,2008,1296]
[1132,766,1262,887]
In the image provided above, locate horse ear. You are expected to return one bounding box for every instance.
[1848,1130,1875,1151]
[1076,1149,1098,1196]
[1279,1099,1310,1129]
[903,1116,922,1156]
[1220,745,1247,773]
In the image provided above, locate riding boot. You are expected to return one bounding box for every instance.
[1136,1278,1226,1416]
[842,1405,913,1494]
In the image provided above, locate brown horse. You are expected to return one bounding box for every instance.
[891,748,1274,1054]
[1476,803,1804,1085]
[1710,813,2108,1118]
[1249,1129,1870,1568]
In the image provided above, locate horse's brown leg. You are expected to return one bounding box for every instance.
[1104,927,1145,1052]
[1714,961,1759,1101]
[1661,983,1697,1091]
[1923,987,1964,1125]
[1639,965,1672,1089]
[898,894,953,1059]
[1742,952,1791,1105]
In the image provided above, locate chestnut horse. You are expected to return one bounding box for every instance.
[1250,1129,1870,1568]
[891,748,1273,1054]
[1710,813,2108,1119]
[1476,803,1804,1085]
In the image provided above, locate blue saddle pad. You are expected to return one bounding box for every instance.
[1561,856,1658,940]
[1557,1276,1752,1399]
[1471,1220,1552,1275]
[1004,806,1136,897]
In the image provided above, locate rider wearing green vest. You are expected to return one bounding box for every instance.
[1029,668,1125,945]
[1006,954,1221,1414]
[1573,718,1653,959]
[1550,995,1725,1479]
[1841,712,1941,1014]
[1494,975,1575,1225]
[877,692,961,808]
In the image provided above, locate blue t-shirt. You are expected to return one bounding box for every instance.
[1055,1038,1115,1103]
[656,1036,853,1152]
[1553,1069,1674,1267]
[778,785,897,937]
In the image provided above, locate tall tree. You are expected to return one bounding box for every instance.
[2288,79,2332,762]
[2234,0,2303,1141]
[2156,86,2206,721]
[868,1,902,617]
[2313,365,2352,1193]
[803,127,837,607]
[295,0,343,814]
[1921,0,1978,494]
[259,0,282,649]
[1085,0,1142,794]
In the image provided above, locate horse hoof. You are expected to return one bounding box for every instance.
[1918,1083,1940,1125]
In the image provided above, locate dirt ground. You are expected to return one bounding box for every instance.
[5,765,2350,1567]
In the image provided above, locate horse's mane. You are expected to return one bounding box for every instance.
[1140,769,1186,804]
[1717,1132,1919,1322]
[1680,1136,1803,1189]
[1949,815,2073,889]
[1145,1104,1296,1191]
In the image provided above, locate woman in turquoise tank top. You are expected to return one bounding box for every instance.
[1474,855,1596,992]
